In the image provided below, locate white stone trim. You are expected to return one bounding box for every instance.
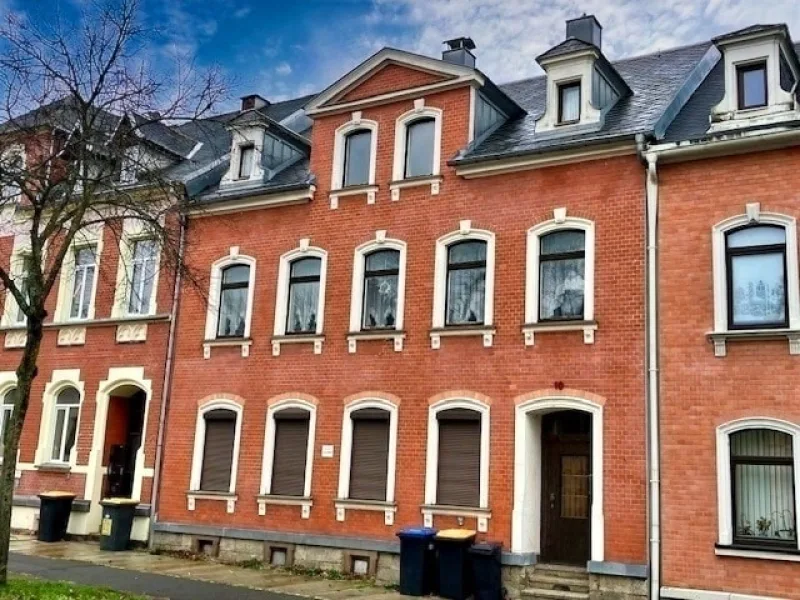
[260,398,317,501]
[337,397,399,506]
[511,395,604,562]
[421,504,492,533]
[0,371,17,464]
[1,234,35,327]
[662,586,790,600]
[716,417,800,549]
[35,369,85,469]
[536,51,602,133]
[391,103,442,183]
[424,396,491,511]
[272,241,327,353]
[710,207,799,354]
[189,398,244,497]
[330,115,378,192]
[220,127,266,186]
[348,233,407,350]
[203,248,257,349]
[714,546,800,562]
[431,222,496,339]
[525,209,596,343]
[53,225,104,323]
[111,220,162,319]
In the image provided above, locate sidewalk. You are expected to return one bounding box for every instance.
[9,536,418,600]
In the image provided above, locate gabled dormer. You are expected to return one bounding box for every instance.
[220,95,309,188]
[535,16,631,134]
[710,24,800,130]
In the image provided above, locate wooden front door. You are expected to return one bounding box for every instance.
[541,411,591,565]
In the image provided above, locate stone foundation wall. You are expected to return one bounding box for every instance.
[589,574,647,600]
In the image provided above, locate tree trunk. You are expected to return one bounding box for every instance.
[0,316,43,585]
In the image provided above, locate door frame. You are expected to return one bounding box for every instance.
[511,394,604,562]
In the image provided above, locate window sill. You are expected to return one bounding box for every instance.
[347,330,405,353]
[34,462,72,473]
[272,334,324,356]
[522,320,597,346]
[707,328,800,357]
[257,494,313,519]
[388,175,442,200]
[329,184,378,209]
[203,337,252,359]
[186,490,237,513]
[715,543,800,562]
[335,499,397,525]
[421,504,491,532]
[430,325,495,349]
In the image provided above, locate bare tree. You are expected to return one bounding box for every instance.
[0,0,225,583]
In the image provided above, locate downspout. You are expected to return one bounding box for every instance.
[638,134,661,600]
[148,211,187,549]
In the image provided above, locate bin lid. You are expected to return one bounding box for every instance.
[397,527,438,539]
[469,542,502,555]
[435,528,476,541]
[101,498,139,506]
[38,491,76,499]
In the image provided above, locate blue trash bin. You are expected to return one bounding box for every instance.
[397,527,438,596]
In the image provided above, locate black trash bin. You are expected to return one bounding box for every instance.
[469,542,503,600]
[99,498,139,551]
[435,529,476,600]
[397,527,438,596]
[37,491,76,542]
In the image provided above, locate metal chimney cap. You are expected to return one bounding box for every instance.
[443,37,476,51]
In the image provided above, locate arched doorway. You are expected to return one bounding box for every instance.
[103,384,146,498]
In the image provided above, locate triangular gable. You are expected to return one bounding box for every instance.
[306,48,484,116]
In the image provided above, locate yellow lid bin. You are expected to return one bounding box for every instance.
[435,528,477,541]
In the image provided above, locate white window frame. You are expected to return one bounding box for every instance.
[331,112,378,191]
[0,383,16,461]
[260,398,317,500]
[272,239,327,355]
[1,235,36,327]
[112,220,161,318]
[348,232,407,350]
[203,248,257,342]
[430,221,496,348]
[391,102,442,182]
[424,397,490,511]
[337,397,399,503]
[716,417,800,556]
[54,227,104,323]
[1,144,25,201]
[710,205,799,357]
[189,399,244,495]
[524,209,596,345]
[49,386,81,464]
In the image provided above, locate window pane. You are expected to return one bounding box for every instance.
[405,119,435,178]
[128,240,157,314]
[222,265,249,286]
[64,407,78,460]
[56,387,80,405]
[51,409,65,461]
[560,84,581,122]
[363,273,398,329]
[239,145,255,178]
[446,266,486,325]
[735,463,795,543]
[343,131,371,187]
[728,226,785,248]
[740,66,767,108]
[70,247,96,320]
[730,253,785,326]
[448,241,486,266]
[541,230,585,255]
[287,280,319,333]
[732,429,793,458]
[15,256,33,323]
[366,250,399,273]
[290,257,321,279]
[540,257,585,320]
[0,406,12,452]
[218,287,247,337]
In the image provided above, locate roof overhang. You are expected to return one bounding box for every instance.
[188,184,315,217]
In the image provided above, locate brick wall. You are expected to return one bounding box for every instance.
[659,147,800,597]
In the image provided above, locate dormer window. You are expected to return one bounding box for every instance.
[238,144,255,179]
[737,61,768,110]
[558,81,581,124]
[404,118,435,178]
[343,130,371,187]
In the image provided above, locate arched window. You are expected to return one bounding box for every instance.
[51,387,80,463]
[347,407,392,501]
[362,250,400,330]
[286,257,321,334]
[725,225,787,329]
[0,388,16,454]
[730,428,796,546]
[217,264,250,338]
[539,229,586,320]
[199,408,237,492]
[343,130,372,187]
[404,118,435,178]
[261,399,317,503]
[446,240,487,326]
[436,407,482,506]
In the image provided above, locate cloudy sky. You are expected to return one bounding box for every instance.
[16,0,800,103]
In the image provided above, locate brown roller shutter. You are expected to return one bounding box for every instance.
[349,409,390,501]
[200,410,236,492]
[437,409,481,507]
[271,410,310,496]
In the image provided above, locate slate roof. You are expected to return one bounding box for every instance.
[453,41,715,163]
[130,114,198,158]
[713,24,787,43]
[537,38,597,62]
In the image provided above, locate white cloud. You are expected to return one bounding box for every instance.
[276,62,292,76]
[233,7,251,19]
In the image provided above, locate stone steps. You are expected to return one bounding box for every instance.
[526,573,590,594]
[521,563,590,600]
[521,587,589,600]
